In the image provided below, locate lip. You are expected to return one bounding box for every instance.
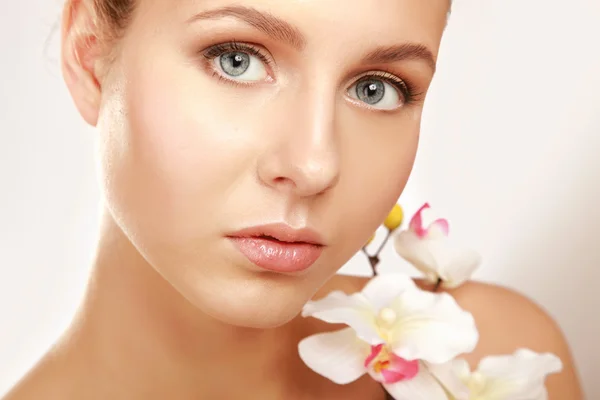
[227,223,325,273]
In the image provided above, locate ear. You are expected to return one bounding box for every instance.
[61,0,104,127]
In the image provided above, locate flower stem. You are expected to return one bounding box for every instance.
[361,247,380,276]
[433,278,442,292]
[374,229,392,257]
[368,255,380,276]
[363,228,394,276]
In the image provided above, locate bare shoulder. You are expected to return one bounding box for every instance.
[442,281,564,355]
[447,280,584,398]
[325,274,584,399]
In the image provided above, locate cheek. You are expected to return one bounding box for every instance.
[369,118,420,203]
[96,61,255,252]
[330,111,420,258]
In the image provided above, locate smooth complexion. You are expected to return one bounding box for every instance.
[90,0,447,329]
[8,1,447,398]
[3,0,583,399]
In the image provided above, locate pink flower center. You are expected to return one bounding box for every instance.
[364,344,419,384]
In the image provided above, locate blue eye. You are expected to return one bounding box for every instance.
[219,52,250,76]
[215,51,268,81]
[348,76,406,110]
[356,79,387,104]
[203,42,272,83]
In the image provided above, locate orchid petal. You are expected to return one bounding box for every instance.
[420,239,480,288]
[426,360,471,400]
[474,349,563,400]
[408,203,430,237]
[478,349,563,379]
[365,344,420,384]
[361,273,417,311]
[364,343,383,367]
[440,247,481,289]
[381,360,420,384]
[408,203,449,238]
[426,218,450,238]
[298,328,369,385]
[302,291,382,345]
[388,290,478,363]
[383,363,449,400]
[394,231,439,281]
[394,232,480,288]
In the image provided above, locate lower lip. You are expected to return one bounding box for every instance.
[228,237,323,273]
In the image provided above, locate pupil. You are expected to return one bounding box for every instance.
[220,52,250,77]
[367,83,378,95]
[233,54,244,67]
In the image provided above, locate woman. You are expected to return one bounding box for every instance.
[4,0,583,398]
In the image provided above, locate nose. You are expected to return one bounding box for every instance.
[257,88,340,198]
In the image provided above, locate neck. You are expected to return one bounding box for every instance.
[57,209,309,399]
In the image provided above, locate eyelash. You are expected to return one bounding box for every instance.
[202,41,273,86]
[201,40,422,105]
[353,71,420,106]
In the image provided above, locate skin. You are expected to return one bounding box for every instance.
[3,0,583,399]
[86,0,443,329]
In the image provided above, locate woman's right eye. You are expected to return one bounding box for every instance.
[215,51,268,82]
[202,42,271,83]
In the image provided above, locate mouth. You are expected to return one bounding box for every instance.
[226,223,325,273]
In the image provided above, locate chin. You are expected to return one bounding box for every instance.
[175,270,315,329]
[208,302,301,329]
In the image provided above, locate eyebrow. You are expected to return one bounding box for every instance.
[187,6,436,72]
[361,44,437,73]
[187,6,306,50]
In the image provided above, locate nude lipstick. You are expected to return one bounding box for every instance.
[227,223,325,273]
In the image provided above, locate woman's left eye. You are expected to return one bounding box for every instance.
[348,76,409,110]
[203,42,271,83]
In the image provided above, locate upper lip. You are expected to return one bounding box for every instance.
[227,223,325,246]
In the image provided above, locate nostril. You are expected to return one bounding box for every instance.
[272,176,296,187]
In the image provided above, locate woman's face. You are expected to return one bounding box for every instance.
[88,0,449,328]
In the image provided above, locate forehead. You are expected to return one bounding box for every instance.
[143,0,449,55]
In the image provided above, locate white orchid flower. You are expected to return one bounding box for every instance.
[298,274,478,399]
[444,349,563,400]
[394,203,481,289]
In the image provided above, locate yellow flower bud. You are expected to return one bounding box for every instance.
[384,204,404,231]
